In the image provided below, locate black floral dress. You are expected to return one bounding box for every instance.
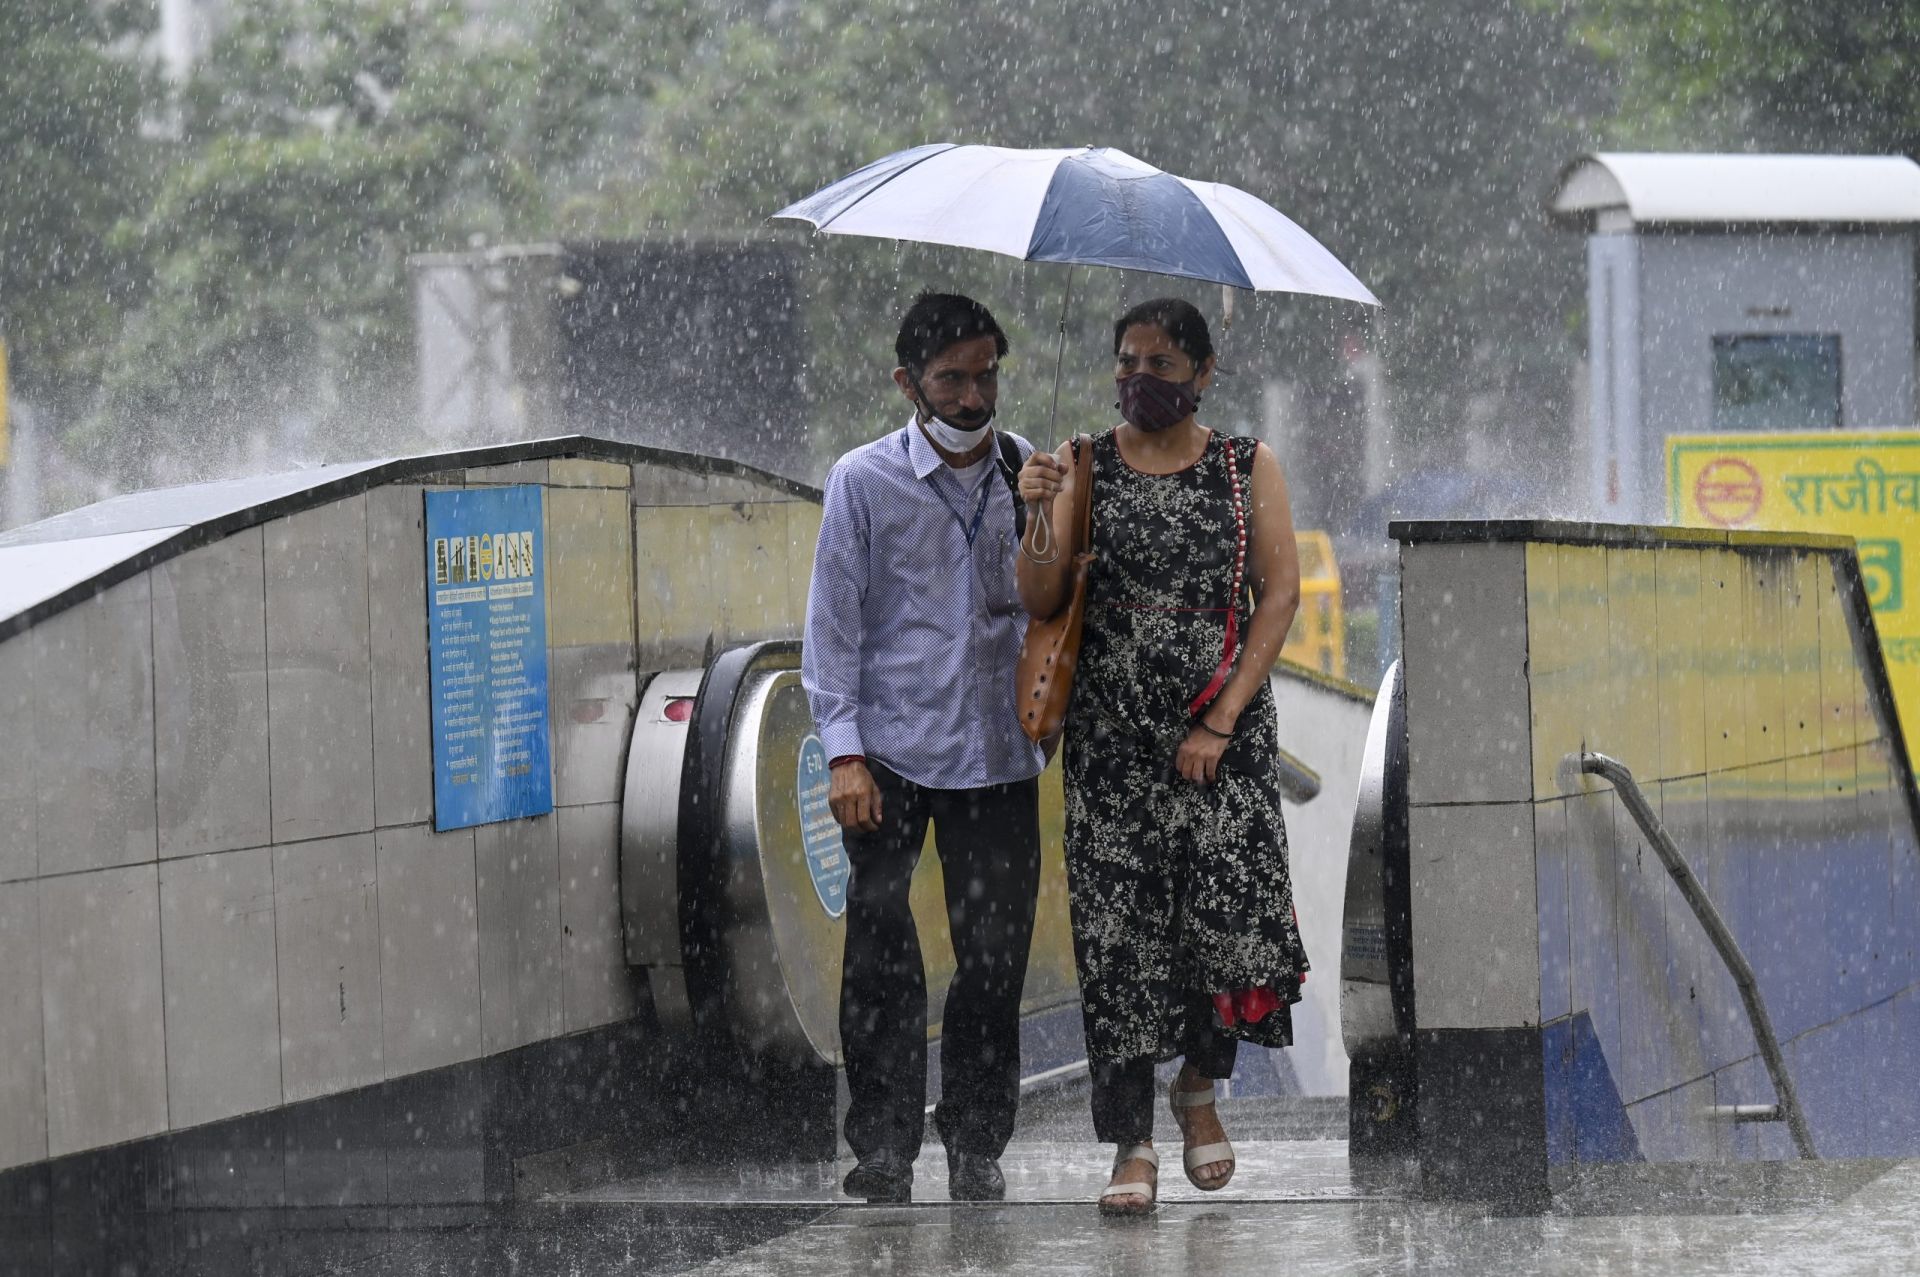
[1063,429,1308,1064]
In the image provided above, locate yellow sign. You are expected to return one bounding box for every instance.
[1281,528,1345,679]
[1668,430,1920,752]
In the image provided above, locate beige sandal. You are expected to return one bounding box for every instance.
[1169,1079,1236,1191]
[1098,1143,1159,1216]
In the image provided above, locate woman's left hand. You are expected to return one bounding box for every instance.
[1174,727,1230,785]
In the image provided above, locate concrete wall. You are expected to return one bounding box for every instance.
[1401,521,1920,1199]
[0,453,818,1174]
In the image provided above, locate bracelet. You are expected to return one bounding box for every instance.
[1193,718,1234,740]
[829,754,867,769]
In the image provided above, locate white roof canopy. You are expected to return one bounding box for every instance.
[1548,153,1920,231]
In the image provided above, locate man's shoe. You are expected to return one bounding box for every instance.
[947,1151,1006,1202]
[843,1150,913,1203]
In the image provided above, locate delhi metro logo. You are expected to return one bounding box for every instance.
[1694,457,1764,527]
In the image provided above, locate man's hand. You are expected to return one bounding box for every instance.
[829,759,884,833]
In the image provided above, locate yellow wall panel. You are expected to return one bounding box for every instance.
[783,502,826,633]
[1526,543,1571,798]
[1654,550,1708,779]
[632,505,713,666]
[1700,549,1748,773]
[549,459,632,489]
[711,502,793,645]
[1782,552,1823,760]
[1606,548,1661,777]
[1557,544,1612,751]
[1740,551,1787,766]
[546,488,634,649]
[1815,555,1861,753]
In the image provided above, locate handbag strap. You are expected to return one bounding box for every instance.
[1189,437,1248,717]
[1070,433,1094,556]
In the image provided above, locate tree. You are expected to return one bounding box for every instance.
[0,0,153,412]
[1569,0,1920,155]
[621,0,1616,484]
[87,0,699,481]
[600,0,981,466]
[88,0,518,477]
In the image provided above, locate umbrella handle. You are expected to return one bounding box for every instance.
[1025,501,1059,565]
[1047,266,1075,440]
[1216,284,1236,376]
[1026,263,1076,565]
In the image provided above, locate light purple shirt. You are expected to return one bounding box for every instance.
[802,420,1047,790]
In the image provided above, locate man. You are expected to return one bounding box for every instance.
[802,292,1046,1204]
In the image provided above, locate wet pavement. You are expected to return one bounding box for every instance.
[9,1086,1920,1274]
[553,1087,1920,1277]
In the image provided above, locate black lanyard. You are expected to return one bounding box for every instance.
[932,467,996,549]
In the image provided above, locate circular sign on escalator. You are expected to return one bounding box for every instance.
[795,734,850,918]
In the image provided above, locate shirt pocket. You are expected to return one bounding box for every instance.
[979,528,1023,617]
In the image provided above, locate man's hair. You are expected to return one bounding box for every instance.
[894,292,1009,376]
[1112,297,1215,369]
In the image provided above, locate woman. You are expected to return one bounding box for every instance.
[1016,298,1308,1215]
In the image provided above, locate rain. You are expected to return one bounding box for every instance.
[2,1,1919,1274]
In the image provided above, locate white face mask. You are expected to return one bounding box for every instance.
[919,413,993,453]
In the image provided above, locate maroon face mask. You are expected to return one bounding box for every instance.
[1116,371,1201,433]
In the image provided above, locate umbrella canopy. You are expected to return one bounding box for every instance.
[771,143,1377,306]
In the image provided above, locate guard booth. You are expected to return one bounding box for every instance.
[1546,153,1920,523]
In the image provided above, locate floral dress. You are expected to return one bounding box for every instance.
[1063,429,1308,1064]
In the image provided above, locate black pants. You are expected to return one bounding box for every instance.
[839,761,1041,1163]
[1088,1004,1238,1145]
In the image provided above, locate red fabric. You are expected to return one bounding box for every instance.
[1211,986,1282,1028]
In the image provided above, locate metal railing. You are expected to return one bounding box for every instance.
[1274,744,1322,805]
[1578,752,1818,1161]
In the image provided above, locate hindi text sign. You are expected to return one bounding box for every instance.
[1669,431,1920,761]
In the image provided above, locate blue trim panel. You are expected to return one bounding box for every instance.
[1026,150,1253,288]
[1542,1012,1644,1167]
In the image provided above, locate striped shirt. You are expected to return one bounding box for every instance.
[802,419,1047,790]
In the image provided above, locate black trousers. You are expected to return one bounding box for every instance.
[1088,1002,1238,1145]
[839,761,1041,1163]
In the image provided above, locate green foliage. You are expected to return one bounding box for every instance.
[84,0,707,478]
[0,0,152,400]
[89,1,521,474]
[617,0,1612,466]
[617,1,954,229]
[22,0,1622,491]
[1569,0,1920,155]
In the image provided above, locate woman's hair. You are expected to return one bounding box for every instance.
[1112,297,1214,369]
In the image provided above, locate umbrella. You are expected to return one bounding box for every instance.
[771,142,1377,429]
[772,143,1377,302]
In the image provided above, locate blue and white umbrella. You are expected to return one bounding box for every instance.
[771,143,1378,305]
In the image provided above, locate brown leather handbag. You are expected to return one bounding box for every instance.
[1017,435,1095,744]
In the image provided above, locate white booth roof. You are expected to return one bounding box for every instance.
[1548,153,1920,230]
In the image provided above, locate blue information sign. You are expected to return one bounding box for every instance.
[425,486,554,831]
[795,734,849,918]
